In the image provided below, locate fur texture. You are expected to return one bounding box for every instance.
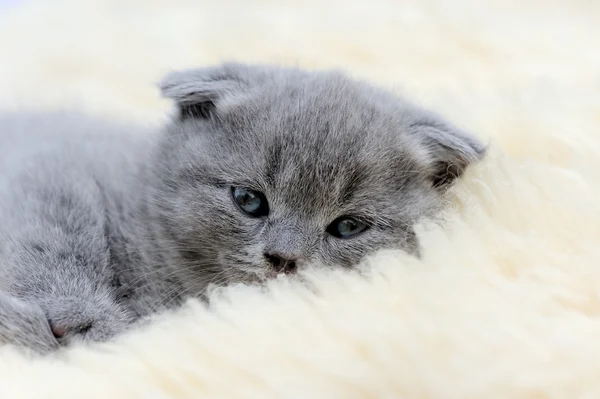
[0,0,598,398]
[0,63,483,351]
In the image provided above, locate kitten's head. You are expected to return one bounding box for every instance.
[151,63,485,292]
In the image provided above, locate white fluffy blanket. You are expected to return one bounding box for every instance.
[0,0,599,397]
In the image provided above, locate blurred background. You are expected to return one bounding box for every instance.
[0,0,598,163]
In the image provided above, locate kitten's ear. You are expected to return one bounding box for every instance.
[158,63,248,120]
[410,116,486,189]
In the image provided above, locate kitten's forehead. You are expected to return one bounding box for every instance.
[217,75,419,216]
[225,71,402,159]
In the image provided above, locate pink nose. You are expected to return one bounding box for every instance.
[51,325,67,339]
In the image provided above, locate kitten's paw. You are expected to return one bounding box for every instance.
[0,291,59,354]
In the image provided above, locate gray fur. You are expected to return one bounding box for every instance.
[0,62,485,353]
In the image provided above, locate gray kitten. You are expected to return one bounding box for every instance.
[0,62,485,353]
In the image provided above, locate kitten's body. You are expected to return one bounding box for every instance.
[0,114,174,351]
[0,63,485,352]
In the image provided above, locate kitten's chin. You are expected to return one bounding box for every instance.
[222,267,285,286]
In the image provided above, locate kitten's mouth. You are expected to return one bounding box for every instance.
[225,268,292,286]
[216,254,297,287]
[265,268,296,280]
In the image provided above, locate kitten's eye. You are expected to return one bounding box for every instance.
[327,216,369,239]
[231,187,269,217]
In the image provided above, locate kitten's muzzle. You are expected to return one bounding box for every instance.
[264,251,299,274]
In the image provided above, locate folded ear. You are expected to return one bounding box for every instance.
[158,63,249,120]
[409,116,486,189]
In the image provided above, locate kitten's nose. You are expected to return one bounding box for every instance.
[264,252,298,274]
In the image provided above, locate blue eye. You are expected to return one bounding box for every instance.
[231,187,269,217]
[327,216,369,239]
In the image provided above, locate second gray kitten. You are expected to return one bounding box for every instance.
[0,63,485,353]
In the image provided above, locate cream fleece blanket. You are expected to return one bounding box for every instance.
[0,0,599,398]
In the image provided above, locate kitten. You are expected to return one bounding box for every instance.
[0,63,485,353]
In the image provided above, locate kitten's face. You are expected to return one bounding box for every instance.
[152,63,484,291]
